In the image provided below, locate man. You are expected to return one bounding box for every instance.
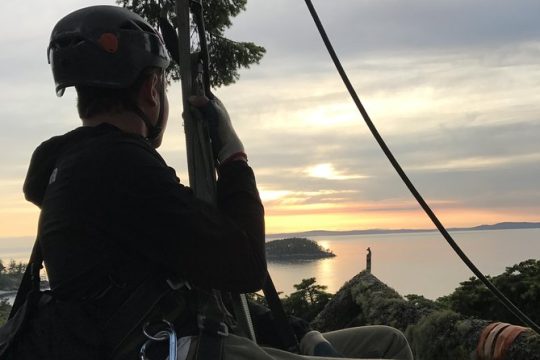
[20,5,265,359]
[18,5,413,360]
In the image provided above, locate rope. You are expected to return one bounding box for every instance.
[304,0,540,335]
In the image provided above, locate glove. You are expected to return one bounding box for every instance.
[189,95,246,165]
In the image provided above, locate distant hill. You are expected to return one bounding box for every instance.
[266,237,336,261]
[468,222,540,230]
[267,222,540,239]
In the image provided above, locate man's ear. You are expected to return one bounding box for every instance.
[138,73,160,107]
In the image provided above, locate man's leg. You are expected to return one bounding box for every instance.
[204,333,393,360]
[323,326,413,360]
[220,334,348,360]
[185,328,413,360]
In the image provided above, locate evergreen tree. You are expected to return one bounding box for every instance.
[0,259,26,290]
[282,277,333,322]
[0,298,11,326]
[7,259,17,274]
[6,260,25,275]
[438,259,540,326]
[117,0,265,87]
[0,259,6,289]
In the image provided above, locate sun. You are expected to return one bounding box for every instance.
[307,163,335,179]
[305,163,368,180]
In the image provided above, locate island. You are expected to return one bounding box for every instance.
[265,237,336,261]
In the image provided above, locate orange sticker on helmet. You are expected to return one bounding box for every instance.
[98,33,118,53]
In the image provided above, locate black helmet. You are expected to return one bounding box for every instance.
[48,5,170,96]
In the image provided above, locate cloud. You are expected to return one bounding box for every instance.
[1,0,539,235]
[248,116,540,217]
[228,0,540,59]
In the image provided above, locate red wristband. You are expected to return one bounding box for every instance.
[220,152,248,166]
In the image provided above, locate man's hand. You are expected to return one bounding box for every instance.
[188,95,246,165]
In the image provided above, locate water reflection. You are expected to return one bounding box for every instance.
[267,229,540,299]
[1,231,538,300]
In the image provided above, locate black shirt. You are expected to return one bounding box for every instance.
[24,124,266,302]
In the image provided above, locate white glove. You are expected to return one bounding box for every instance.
[189,96,246,164]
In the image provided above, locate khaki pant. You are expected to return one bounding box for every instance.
[186,325,413,360]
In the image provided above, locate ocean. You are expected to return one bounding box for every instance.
[267,228,540,299]
[1,228,539,301]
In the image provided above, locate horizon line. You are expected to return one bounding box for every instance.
[266,221,540,238]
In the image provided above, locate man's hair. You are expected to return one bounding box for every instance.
[76,67,162,119]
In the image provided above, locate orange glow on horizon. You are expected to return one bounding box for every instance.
[263,203,540,234]
[0,208,39,238]
[1,197,539,238]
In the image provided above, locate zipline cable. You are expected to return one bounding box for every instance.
[304,0,540,335]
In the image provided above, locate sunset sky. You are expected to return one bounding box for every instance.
[1,0,539,238]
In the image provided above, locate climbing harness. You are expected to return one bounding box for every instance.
[109,275,191,359]
[303,0,540,335]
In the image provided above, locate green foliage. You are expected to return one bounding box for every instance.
[438,259,540,326]
[266,238,335,260]
[7,259,26,275]
[0,259,4,289]
[0,298,11,326]
[281,277,333,322]
[348,273,422,331]
[405,294,447,313]
[117,0,265,87]
[406,310,470,360]
[0,259,26,290]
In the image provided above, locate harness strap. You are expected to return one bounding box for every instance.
[195,289,232,360]
[9,236,42,319]
[263,276,300,352]
[196,318,225,360]
[105,277,190,360]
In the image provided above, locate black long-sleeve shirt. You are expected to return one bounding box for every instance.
[24,123,266,303]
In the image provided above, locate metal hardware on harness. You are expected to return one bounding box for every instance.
[197,315,229,337]
[167,278,192,291]
[139,320,177,360]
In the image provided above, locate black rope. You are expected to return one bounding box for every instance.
[304,0,540,335]
[263,275,299,352]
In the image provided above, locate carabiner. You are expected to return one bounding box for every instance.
[139,320,177,360]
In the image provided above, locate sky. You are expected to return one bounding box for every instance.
[1,0,540,237]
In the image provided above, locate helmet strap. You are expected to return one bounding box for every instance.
[131,105,161,140]
[154,72,167,138]
[131,72,166,141]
